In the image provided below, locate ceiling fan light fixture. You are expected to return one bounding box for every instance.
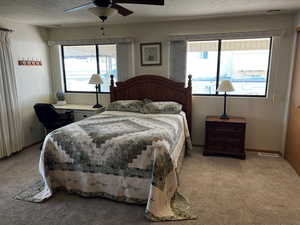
[65,0,164,17]
[88,7,117,17]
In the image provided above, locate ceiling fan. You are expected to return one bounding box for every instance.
[64,0,164,22]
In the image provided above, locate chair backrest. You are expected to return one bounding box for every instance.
[34,103,59,125]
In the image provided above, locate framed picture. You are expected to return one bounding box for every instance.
[140,42,162,66]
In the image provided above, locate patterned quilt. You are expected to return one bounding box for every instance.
[32,111,194,221]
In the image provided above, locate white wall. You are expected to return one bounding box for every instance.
[295,12,300,26]
[0,18,52,148]
[48,14,296,153]
[281,12,300,154]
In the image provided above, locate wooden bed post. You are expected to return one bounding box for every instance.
[110,75,115,102]
[188,74,192,89]
[187,74,192,135]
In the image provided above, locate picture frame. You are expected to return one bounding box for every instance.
[140,42,162,66]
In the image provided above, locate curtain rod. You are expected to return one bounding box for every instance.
[0,27,14,32]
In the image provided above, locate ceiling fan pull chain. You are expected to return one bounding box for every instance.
[100,25,105,36]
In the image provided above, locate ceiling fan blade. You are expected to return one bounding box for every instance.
[113,0,164,5]
[111,3,133,16]
[64,2,95,13]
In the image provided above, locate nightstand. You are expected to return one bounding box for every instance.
[204,116,246,159]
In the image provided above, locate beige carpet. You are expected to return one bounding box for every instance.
[1,145,300,225]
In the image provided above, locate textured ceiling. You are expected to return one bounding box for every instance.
[0,0,299,27]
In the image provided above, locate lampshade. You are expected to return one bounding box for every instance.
[217,80,235,92]
[89,74,103,85]
[88,7,117,17]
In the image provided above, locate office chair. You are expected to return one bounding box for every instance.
[34,103,74,134]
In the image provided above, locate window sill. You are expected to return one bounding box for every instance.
[65,91,110,94]
[192,94,267,98]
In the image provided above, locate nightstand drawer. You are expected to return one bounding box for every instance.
[225,138,244,151]
[206,122,244,132]
[206,123,244,138]
[206,136,226,146]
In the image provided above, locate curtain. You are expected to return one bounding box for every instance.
[0,31,23,158]
[169,40,187,82]
[116,42,134,81]
[49,45,64,95]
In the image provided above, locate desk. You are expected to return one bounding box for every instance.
[53,104,105,121]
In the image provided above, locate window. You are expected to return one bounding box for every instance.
[187,38,272,96]
[187,41,218,94]
[62,44,117,93]
[98,45,117,92]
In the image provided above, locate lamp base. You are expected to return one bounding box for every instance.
[220,114,230,120]
[93,104,103,108]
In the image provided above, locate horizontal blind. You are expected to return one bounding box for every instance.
[188,38,270,52]
[169,29,283,42]
[48,37,134,46]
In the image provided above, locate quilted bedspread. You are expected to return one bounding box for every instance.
[30,111,194,221]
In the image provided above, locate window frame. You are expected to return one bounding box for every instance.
[61,43,116,94]
[188,37,273,97]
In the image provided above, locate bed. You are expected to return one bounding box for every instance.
[23,75,195,222]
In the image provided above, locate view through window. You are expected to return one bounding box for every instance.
[187,38,272,96]
[62,44,117,92]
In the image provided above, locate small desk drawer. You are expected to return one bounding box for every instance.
[74,110,98,121]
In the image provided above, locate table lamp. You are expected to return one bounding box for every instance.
[89,74,103,108]
[217,80,235,120]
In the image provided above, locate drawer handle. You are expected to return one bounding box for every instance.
[83,115,87,118]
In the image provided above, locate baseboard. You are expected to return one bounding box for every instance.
[192,144,204,147]
[22,140,43,150]
[192,145,282,156]
[246,148,282,156]
[0,140,43,160]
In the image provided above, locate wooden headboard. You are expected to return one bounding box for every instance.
[110,74,192,131]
